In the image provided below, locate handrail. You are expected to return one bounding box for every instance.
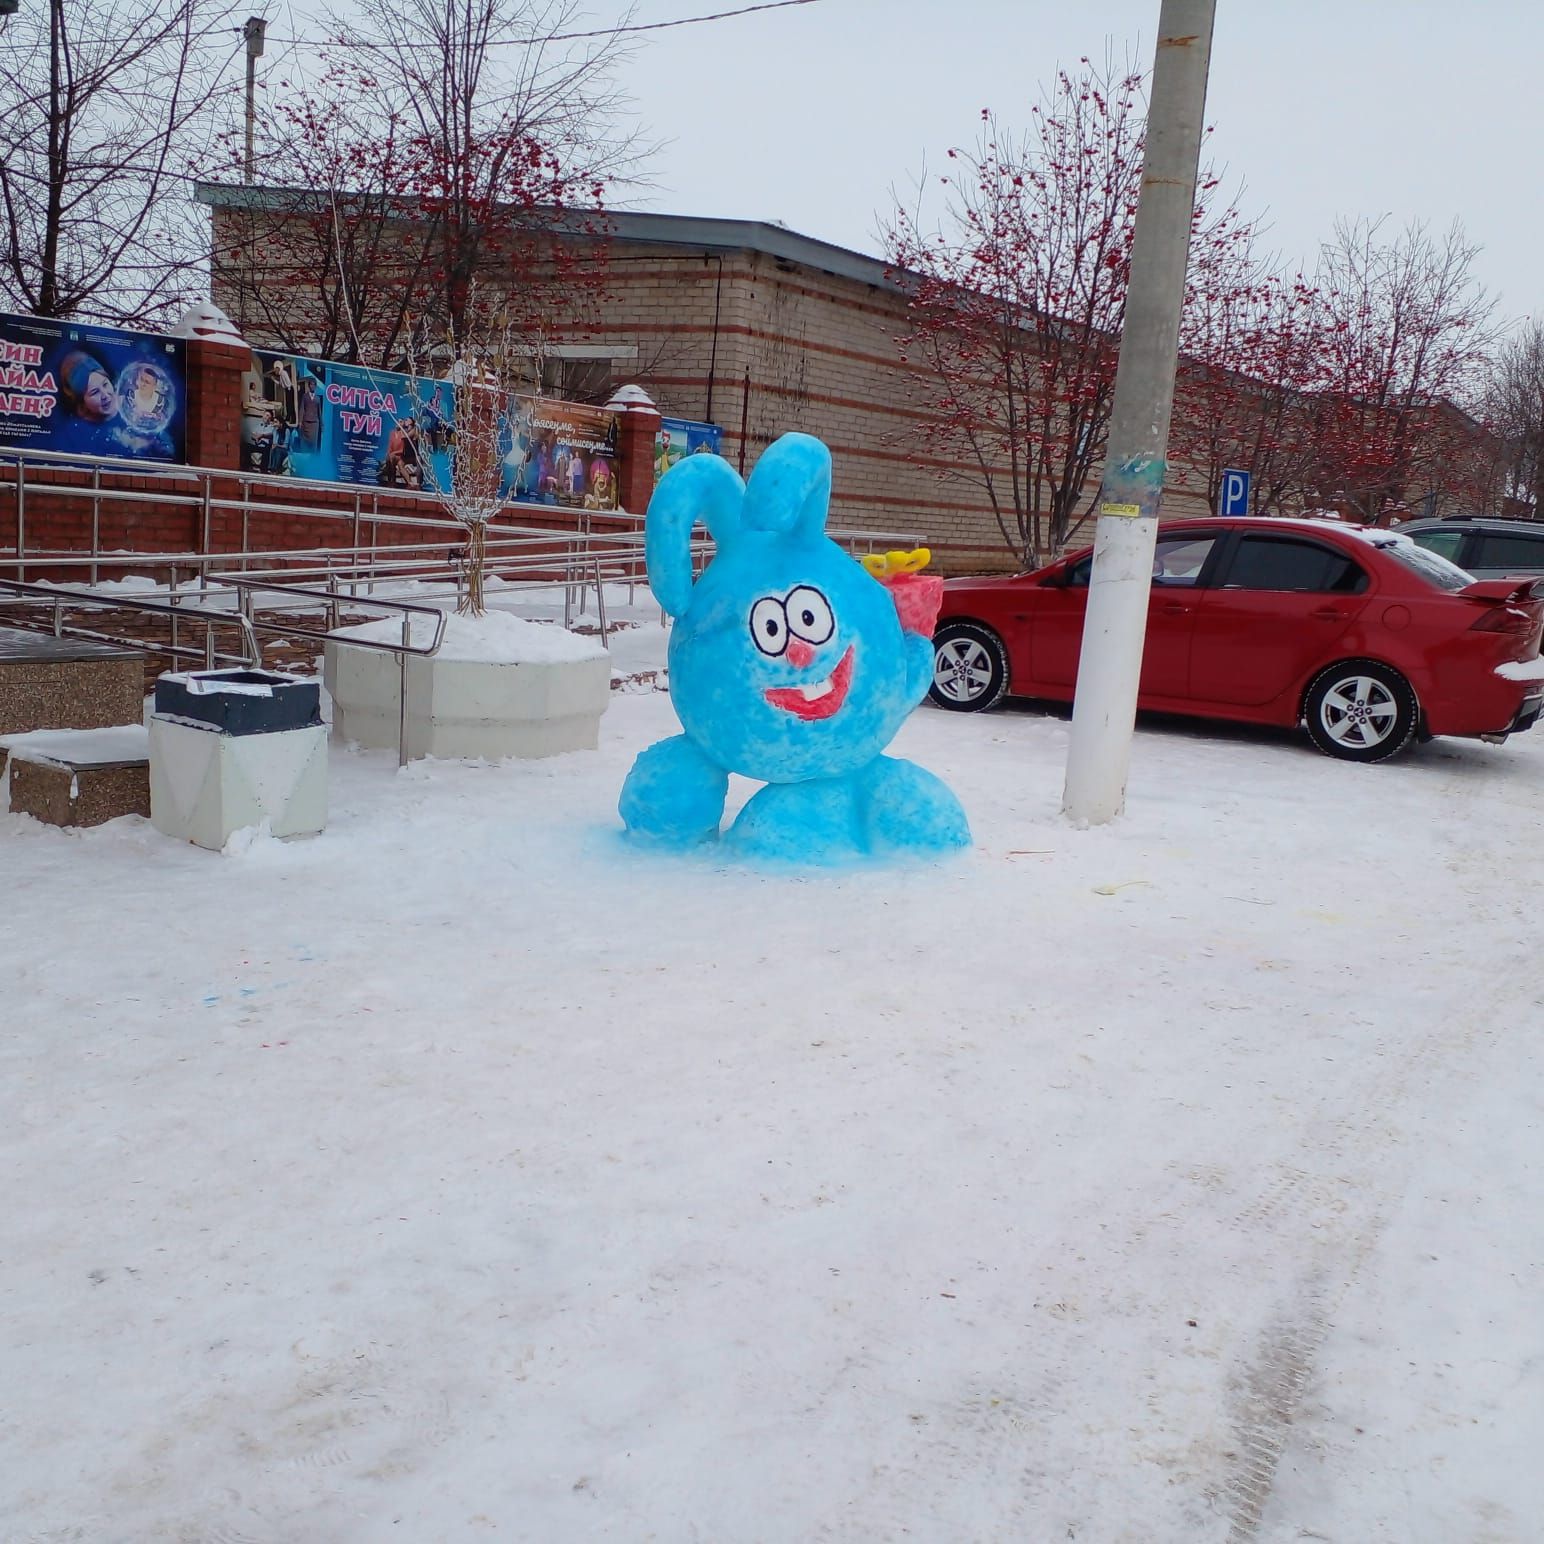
[0,444,927,587]
[0,574,449,766]
[0,577,263,671]
[222,577,447,658]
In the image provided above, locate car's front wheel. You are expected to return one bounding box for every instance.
[1303,660,1418,763]
[930,622,1009,712]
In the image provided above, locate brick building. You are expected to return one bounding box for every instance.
[199,186,1216,573]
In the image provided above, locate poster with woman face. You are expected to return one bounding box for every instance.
[0,310,186,463]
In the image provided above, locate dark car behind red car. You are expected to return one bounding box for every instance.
[930,518,1544,762]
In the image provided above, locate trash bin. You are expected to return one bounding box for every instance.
[149,668,327,850]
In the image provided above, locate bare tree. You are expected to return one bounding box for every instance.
[1483,319,1544,517]
[1304,217,1499,519]
[308,0,639,354]
[0,0,238,324]
[402,293,550,616]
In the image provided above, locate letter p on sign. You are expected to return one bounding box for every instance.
[1221,469,1250,517]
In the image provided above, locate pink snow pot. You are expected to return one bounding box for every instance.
[860,550,944,637]
[886,573,944,637]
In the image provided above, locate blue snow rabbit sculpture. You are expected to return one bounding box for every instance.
[618,432,970,863]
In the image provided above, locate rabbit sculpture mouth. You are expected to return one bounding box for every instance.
[764,643,855,720]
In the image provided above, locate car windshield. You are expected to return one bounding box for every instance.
[1373,536,1472,593]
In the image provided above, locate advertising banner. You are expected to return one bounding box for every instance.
[653,416,723,484]
[499,396,620,512]
[0,310,187,463]
[241,351,454,492]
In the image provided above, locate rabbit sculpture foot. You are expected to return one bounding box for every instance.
[724,756,969,864]
[619,432,970,866]
[618,734,728,847]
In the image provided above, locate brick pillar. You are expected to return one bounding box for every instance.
[184,337,250,472]
[609,386,662,518]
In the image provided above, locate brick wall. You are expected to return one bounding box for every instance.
[4,209,1223,580]
[568,243,1216,572]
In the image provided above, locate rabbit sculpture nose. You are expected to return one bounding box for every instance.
[786,638,817,669]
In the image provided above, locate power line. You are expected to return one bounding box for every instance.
[253,0,823,50]
[498,0,823,44]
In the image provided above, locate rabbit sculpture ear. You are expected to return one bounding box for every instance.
[742,433,832,540]
[644,454,746,618]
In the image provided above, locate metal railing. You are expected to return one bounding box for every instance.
[0,576,447,766]
[0,577,262,672]
[0,443,926,588]
[0,444,930,766]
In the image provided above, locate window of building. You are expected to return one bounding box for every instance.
[541,355,614,403]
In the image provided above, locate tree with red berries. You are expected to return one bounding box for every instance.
[1173,254,1327,516]
[883,58,1249,568]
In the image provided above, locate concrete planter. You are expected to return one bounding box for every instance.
[324,639,612,762]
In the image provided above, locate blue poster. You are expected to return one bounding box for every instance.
[0,310,186,463]
[241,351,454,492]
[654,416,723,484]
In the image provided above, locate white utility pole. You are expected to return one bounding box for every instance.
[1062,0,1216,825]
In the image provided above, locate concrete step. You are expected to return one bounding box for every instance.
[3,725,151,828]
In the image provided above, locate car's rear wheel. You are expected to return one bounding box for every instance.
[930,622,1009,712]
[1303,660,1418,763]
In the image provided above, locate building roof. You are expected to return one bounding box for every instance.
[193,182,900,293]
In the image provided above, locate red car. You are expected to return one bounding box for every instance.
[930,517,1544,762]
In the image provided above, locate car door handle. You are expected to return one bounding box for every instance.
[1310,606,1348,621]
[1157,602,1190,616]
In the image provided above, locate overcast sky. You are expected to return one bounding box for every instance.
[274,0,1542,321]
[600,0,1541,322]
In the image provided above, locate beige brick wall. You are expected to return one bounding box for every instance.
[212,211,1222,575]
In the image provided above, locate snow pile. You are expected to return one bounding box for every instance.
[2,698,1543,1539]
[331,607,608,664]
[1496,656,1544,681]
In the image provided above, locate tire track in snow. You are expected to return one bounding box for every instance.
[1218,773,1536,1540]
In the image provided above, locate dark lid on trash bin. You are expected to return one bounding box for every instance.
[153,668,322,736]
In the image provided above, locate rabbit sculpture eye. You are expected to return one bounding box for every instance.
[618,432,970,863]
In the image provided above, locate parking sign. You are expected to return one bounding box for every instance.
[1220,468,1251,517]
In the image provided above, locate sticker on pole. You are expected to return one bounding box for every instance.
[1099,501,1143,518]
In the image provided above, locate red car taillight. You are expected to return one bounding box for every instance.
[1469,606,1536,634]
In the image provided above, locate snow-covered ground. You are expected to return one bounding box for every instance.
[3,687,1542,1541]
